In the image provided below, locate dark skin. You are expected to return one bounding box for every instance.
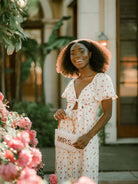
[54,43,112,149]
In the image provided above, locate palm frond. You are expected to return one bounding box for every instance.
[48,16,71,44]
[46,36,75,53]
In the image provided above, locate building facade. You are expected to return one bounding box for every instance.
[23,0,138,144]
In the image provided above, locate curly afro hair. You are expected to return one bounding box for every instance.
[56,39,112,78]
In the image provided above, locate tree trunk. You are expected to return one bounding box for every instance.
[16,51,22,101]
[34,62,38,103]
[1,44,6,96]
[41,56,46,104]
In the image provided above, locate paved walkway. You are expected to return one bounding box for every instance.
[40,144,138,183]
[99,145,138,171]
[99,172,138,184]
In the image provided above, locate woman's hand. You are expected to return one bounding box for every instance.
[73,134,90,149]
[54,109,66,120]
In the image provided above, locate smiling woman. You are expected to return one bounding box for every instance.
[56,39,112,78]
[54,39,117,184]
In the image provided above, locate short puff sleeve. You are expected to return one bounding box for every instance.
[94,73,118,102]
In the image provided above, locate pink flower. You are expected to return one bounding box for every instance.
[8,138,25,151]
[0,163,17,182]
[49,174,58,184]
[0,101,5,111]
[27,130,36,141]
[1,117,7,122]
[16,131,30,145]
[11,120,17,128]
[28,148,42,168]
[6,131,30,152]
[0,92,4,101]
[27,130,38,147]
[4,134,12,144]
[19,167,36,178]
[17,167,42,184]
[18,117,32,130]
[1,108,9,116]
[3,150,14,162]
[31,138,38,147]
[75,176,96,184]
[17,150,32,167]
[0,132,2,142]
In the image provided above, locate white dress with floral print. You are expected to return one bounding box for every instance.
[55,73,117,184]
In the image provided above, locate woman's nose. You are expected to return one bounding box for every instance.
[75,52,81,58]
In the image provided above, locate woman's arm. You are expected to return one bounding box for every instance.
[73,98,112,149]
[87,98,112,139]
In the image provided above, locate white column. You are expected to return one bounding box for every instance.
[104,0,117,143]
[77,0,100,39]
[43,23,59,108]
[40,0,59,108]
[60,0,74,108]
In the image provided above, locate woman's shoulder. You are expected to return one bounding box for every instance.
[94,73,112,85]
[95,72,111,80]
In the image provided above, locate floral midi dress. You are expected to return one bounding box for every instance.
[55,73,117,184]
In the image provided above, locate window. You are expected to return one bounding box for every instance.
[117,0,138,137]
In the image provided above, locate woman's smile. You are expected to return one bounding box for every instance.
[75,60,84,64]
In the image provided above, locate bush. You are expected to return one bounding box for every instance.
[12,101,57,148]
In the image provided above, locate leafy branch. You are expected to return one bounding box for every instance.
[0,0,27,54]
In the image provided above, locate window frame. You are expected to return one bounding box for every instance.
[117,0,138,138]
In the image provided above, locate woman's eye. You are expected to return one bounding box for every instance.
[71,53,75,56]
[80,50,84,53]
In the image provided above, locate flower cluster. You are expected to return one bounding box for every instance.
[0,92,43,184]
[0,92,96,184]
[49,174,95,184]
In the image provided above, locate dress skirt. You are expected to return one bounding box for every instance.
[55,110,99,184]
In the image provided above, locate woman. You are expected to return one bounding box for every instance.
[54,39,117,184]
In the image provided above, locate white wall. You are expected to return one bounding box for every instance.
[104,0,118,143]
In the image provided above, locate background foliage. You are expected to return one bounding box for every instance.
[12,101,57,148]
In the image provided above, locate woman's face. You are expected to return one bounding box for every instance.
[70,43,91,70]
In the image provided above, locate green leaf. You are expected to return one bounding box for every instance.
[0,34,3,43]
[21,37,40,62]
[48,16,71,44]
[0,25,8,34]
[46,36,75,54]
[7,45,15,55]
[16,15,24,23]
[3,34,14,46]
[15,38,22,51]
[4,0,8,8]
[14,152,19,160]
